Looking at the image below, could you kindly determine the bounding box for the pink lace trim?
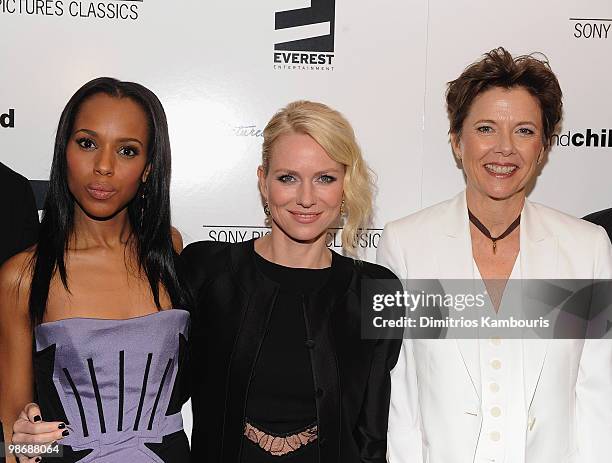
[244,421,318,456]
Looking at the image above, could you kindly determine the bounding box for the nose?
[94,146,114,176]
[495,130,515,157]
[296,182,315,208]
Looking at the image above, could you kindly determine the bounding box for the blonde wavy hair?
[261,100,374,256]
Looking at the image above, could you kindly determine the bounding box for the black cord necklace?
[468,209,521,254]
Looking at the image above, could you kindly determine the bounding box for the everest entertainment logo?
[273,0,335,71]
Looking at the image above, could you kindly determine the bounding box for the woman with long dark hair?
[0,77,191,462]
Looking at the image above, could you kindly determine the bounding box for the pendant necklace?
[468,209,520,254]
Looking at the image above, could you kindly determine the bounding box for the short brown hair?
[446,47,563,149]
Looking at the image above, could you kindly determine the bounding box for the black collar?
[229,238,355,300]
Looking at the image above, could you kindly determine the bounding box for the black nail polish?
[33,415,42,422]
[62,430,70,437]
[58,423,66,429]
[35,458,41,462]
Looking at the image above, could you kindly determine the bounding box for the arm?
[354,336,402,463]
[376,224,424,463]
[354,269,403,462]
[576,227,612,461]
[576,338,612,462]
[0,253,34,463]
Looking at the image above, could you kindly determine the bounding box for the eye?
[76,137,96,150]
[476,126,493,134]
[277,174,296,183]
[118,146,139,157]
[318,174,336,184]
[517,127,535,136]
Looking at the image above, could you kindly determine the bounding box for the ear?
[450,133,462,161]
[141,163,152,183]
[537,146,545,164]
[257,165,267,201]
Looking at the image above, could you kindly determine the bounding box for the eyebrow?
[473,119,538,126]
[73,128,98,137]
[272,168,343,176]
[72,128,144,147]
[118,137,144,147]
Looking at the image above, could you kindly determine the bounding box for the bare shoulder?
[171,227,184,253]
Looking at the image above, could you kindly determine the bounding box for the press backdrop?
[1,0,611,439]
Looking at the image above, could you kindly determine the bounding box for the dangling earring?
[263,202,271,216]
[139,183,147,228]
[340,199,346,217]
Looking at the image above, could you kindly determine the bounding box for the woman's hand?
[11,403,67,462]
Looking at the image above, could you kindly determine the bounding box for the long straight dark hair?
[29,77,189,325]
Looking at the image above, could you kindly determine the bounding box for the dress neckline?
[253,249,331,293]
[37,308,188,329]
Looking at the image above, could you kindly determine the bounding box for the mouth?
[484,163,518,178]
[289,211,322,224]
[86,183,117,200]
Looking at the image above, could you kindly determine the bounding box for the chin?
[275,221,329,244]
[287,229,329,244]
[484,188,523,201]
[473,178,522,200]
[76,199,127,221]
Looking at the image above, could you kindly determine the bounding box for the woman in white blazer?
[378,47,612,463]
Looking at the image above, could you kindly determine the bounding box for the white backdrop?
[1,0,611,440]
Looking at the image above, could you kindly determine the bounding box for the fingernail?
[62,430,70,437]
[35,458,41,462]
[58,423,66,429]
[33,415,42,422]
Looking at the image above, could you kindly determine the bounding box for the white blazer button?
[528,417,536,430]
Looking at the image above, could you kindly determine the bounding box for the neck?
[255,225,331,269]
[466,188,524,236]
[71,205,133,250]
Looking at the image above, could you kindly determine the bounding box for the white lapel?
[438,195,559,404]
[520,199,558,280]
[520,199,558,409]
[436,191,482,399]
[435,191,475,280]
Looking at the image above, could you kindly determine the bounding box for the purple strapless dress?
[34,310,190,462]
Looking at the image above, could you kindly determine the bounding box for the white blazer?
[378,191,612,463]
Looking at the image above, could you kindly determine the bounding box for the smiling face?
[451,86,545,202]
[66,93,150,220]
[259,131,345,245]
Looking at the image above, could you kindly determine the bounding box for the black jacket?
[0,162,39,265]
[181,239,402,462]
[584,208,612,243]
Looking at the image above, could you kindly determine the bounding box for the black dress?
[240,252,330,462]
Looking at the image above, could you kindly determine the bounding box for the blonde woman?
[183,101,402,462]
